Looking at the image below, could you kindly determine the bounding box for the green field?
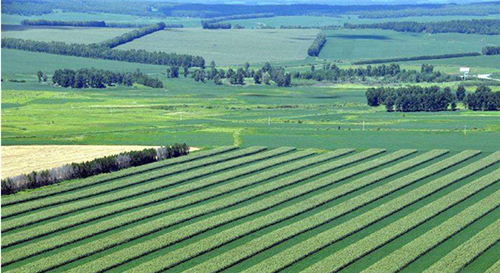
[1,147,499,272]
[319,29,500,62]
[117,28,320,65]
[226,14,500,29]
[1,27,130,44]
[1,12,202,28]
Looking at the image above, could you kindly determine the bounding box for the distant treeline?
[353,52,482,65]
[483,46,500,55]
[357,3,500,19]
[20,19,183,28]
[202,13,274,24]
[307,33,326,57]
[366,85,458,112]
[345,19,500,35]
[1,144,189,195]
[100,22,166,48]
[1,38,205,67]
[294,63,460,83]
[21,19,106,27]
[52,68,163,89]
[201,22,231,29]
[279,25,340,30]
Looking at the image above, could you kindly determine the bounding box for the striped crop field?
[1,147,499,273]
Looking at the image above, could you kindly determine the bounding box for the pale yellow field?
[1,145,159,178]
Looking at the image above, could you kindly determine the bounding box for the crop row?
[423,216,500,273]
[2,146,263,219]
[1,148,319,254]
[244,150,498,273]
[182,150,479,273]
[2,146,275,233]
[1,146,237,207]
[361,184,500,273]
[132,150,449,273]
[62,150,413,273]
[300,154,500,273]
[10,149,388,273]
[2,149,353,266]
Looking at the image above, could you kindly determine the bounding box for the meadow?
[319,29,500,62]
[1,147,499,272]
[117,28,320,65]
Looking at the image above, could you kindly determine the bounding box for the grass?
[117,28,320,65]
[320,29,500,62]
[2,148,499,273]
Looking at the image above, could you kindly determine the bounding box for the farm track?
[2,146,273,232]
[0,146,237,207]
[2,147,500,273]
[1,148,331,264]
[7,149,388,273]
[242,151,499,273]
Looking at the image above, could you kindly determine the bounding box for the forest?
[345,19,500,35]
[482,46,500,55]
[294,64,460,84]
[20,19,183,28]
[51,68,164,89]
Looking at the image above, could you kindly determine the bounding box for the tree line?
[20,20,184,28]
[168,61,291,87]
[99,22,166,48]
[482,46,500,55]
[307,33,326,57]
[201,13,274,24]
[357,3,500,19]
[1,144,189,195]
[366,85,458,112]
[353,52,481,65]
[1,38,205,67]
[21,19,106,27]
[201,22,232,29]
[294,63,459,84]
[345,19,500,35]
[52,68,163,89]
[465,85,500,111]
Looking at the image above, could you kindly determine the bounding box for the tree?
[456,85,466,101]
[244,62,250,74]
[263,62,271,73]
[254,70,262,84]
[183,66,189,78]
[226,68,234,79]
[214,74,222,85]
[262,73,270,85]
[385,97,395,112]
[37,70,43,82]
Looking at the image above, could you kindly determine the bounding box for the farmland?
[1,147,499,272]
[117,29,320,65]
[2,1,500,272]
[319,29,500,62]
[1,27,130,44]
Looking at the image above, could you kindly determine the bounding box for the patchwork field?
[320,29,500,62]
[1,27,130,44]
[117,28,320,65]
[226,14,500,29]
[1,146,499,272]
[1,145,160,178]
